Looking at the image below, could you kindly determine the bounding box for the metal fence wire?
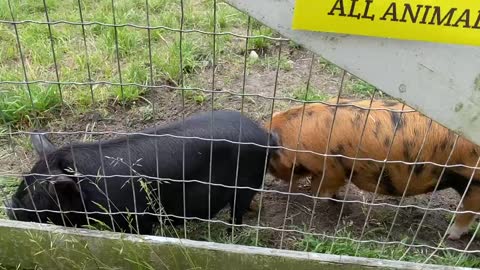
[0,0,479,268]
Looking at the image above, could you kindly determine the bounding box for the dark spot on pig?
[390,111,403,130]
[413,164,425,175]
[384,137,391,148]
[383,101,398,107]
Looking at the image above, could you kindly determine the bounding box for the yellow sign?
[292,0,480,47]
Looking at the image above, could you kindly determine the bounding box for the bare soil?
[1,47,478,257]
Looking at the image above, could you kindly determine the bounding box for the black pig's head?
[5,133,85,226]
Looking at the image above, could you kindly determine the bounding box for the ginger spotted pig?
[266,98,480,240]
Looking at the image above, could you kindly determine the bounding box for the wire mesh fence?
[0,0,479,268]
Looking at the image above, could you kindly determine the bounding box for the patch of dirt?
[0,47,478,257]
[244,177,480,253]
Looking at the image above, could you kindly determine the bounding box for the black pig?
[5,110,277,235]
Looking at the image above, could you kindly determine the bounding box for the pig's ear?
[31,131,56,157]
[47,174,79,195]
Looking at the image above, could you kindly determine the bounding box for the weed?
[183,89,207,104]
[167,212,273,248]
[152,37,205,84]
[0,0,279,127]
[138,105,154,121]
[2,1,469,268]
[0,176,20,218]
[470,222,480,238]
[291,86,329,102]
[299,229,480,268]
[0,85,62,126]
[256,54,294,72]
[288,40,302,50]
[319,58,342,76]
[347,78,377,97]
[248,19,276,54]
[249,37,272,55]
[113,62,149,103]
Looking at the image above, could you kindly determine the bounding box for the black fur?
[286,111,300,120]
[351,112,363,127]
[439,140,448,151]
[378,171,397,195]
[390,111,403,130]
[383,137,391,148]
[373,121,381,137]
[6,111,277,235]
[334,145,345,155]
[413,164,425,176]
[435,169,480,196]
[332,145,347,169]
[293,164,310,176]
[30,131,56,156]
[345,168,357,179]
[403,140,415,162]
[382,101,398,107]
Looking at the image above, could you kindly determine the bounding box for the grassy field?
[0,0,377,127]
[0,0,479,268]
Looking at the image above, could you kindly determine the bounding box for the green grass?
[347,77,377,97]
[288,40,302,50]
[247,19,277,54]
[2,0,473,268]
[291,86,330,102]
[2,170,478,268]
[0,0,270,127]
[182,88,207,104]
[0,85,62,126]
[299,231,480,268]
[318,58,342,76]
[0,177,20,219]
[470,223,480,238]
[445,212,480,239]
[166,217,274,248]
[256,54,294,72]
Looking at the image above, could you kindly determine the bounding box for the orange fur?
[266,98,480,240]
